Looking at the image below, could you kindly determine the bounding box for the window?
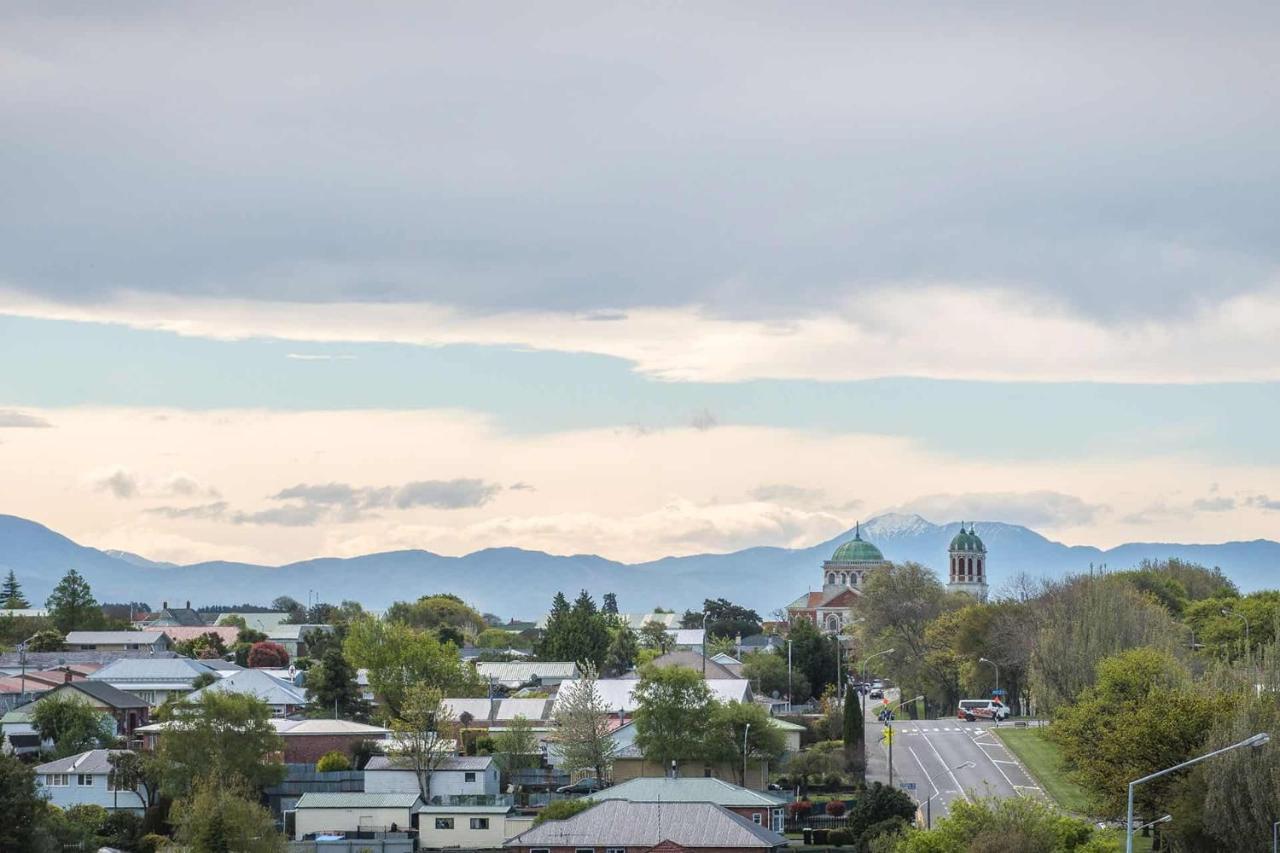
[46,774,68,787]
[607,848,626,853]
[435,818,454,830]
[77,774,93,787]
[752,813,762,824]
[470,818,490,830]
[531,849,551,853]
[574,848,592,853]
[464,771,476,782]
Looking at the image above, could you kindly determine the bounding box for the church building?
[947,523,989,602]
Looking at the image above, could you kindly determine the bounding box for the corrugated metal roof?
[589,777,786,807]
[507,800,785,848]
[34,748,129,775]
[295,793,421,809]
[365,754,492,772]
[475,661,578,682]
[64,631,169,645]
[188,668,305,706]
[552,678,751,715]
[89,657,213,682]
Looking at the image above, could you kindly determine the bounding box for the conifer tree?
[1,571,27,609]
[603,623,639,676]
[601,592,619,615]
[45,569,103,633]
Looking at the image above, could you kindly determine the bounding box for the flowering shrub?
[787,800,813,818]
[825,799,847,817]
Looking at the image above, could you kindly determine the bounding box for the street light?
[860,648,896,723]
[1135,815,1171,832]
[1221,607,1250,655]
[786,639,793,712]
[701,611,710,678]
[1272,818,1279,853]
[1125,733,1270,853]
[920,760,975,828]
[978,657,999,694]
[887,695,924,787]
[743,723,751,788]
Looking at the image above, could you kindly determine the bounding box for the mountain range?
[1,513,1276,620]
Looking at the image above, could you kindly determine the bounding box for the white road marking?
[968,732,1042,796]
[918,730,972,803]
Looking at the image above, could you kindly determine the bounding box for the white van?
[957,699,1009,722]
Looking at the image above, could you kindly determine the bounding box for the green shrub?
[827,829,854,846]
[315,750,352,772]
[533,798,594,826]
[140,833,170,853]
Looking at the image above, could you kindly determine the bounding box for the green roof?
[829,524,885,563]
[949,524,986,553]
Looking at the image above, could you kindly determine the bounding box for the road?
[859,688,1045,825]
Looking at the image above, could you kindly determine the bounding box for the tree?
[602,593,619,615]
[842,691,863,779]
[191,671,218,690]
[1,570,28,609]
[45,569,103,633]
[153,691,286,799]
[638,621,676,654]
[306,645,367,720]
[272,596,306,624]
[175,631,229,660]
[32,694,115,757]
[386,594,486,638]
[537,591,610,669]
[169,773,284,853]
[493,715,542,773]
[699,598,763,641]
[893,796,1106,853]
[633,664,715,768]
[343,615,482,719]
[603,624,639,676]
[1052,647,1212,818]
[705,700,786,786]
[108,749,160,809]
[533,798,595,826]
[388,684,457,800]
[785,744,842,797]
[0,752,41,850]
[25,629,65,652]
[552,663,619,783]
[742,649,811,704]
[787,617,837,697]
[315,751,351,772]
[246,641,289,668]
[846,781,915,842]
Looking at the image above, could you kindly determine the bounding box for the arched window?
[839,573,847,585]
[826,614,841,632]
[827,572,836,585]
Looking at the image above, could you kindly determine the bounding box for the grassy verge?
[993,727,1093,816]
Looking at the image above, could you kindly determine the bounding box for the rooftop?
[552,678,751,715]
[89,657,214,683]
[506,800,786,848]
[366,754,492,772]
[64,631,169,646]
[295,793,422,810]
[827,525,886,564]
[588,777,786,807]
[187,668,305,706]
[35,748,130,775]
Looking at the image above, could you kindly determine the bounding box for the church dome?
[949,524,986,553]
[830,528,885,563]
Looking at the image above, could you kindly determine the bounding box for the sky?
[2,2,1279,566]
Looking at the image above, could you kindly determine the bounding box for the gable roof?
[632,651,738,679]
[89,657,214,684]
[442,697,555,724]
[145,607,207,627]
[506,800,785,848]
[186,668,305,706]
[365,754,493,772]
[276,718,388,736]
[154,626,240,645]
[35,748,130,775]
[295,793,422,810]
[588,777,786,807]
[0,650,182,669]
[474,661,579,685]
[552,678,752,715]
[64,631,169,646]
[52,680,149,709]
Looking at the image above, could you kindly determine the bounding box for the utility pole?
[743,723,751,788]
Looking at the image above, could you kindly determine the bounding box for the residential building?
[625,652,739,679]
[443,697,557,729]
[605,722,770,790]
[34,749,147,814]
[0,649,183,674]
[292,792,423,840]
[88,657,217,706]
[474,661,579,691]
[505,799,788,853]
[23,681,150,738]
[135,717,389,764]
[266,623,335,658]
[588,777,787,833]
[185,667,306,716]
[63,631,172,653]
[155,625,241,648]
[551,678,752,716]
[140,602,207,628]
[364,754,500,799]
[417,805,531,849]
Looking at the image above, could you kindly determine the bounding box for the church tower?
[947,522,989,602]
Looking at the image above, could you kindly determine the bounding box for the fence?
[785,814,853,833]
[289,840,414,853]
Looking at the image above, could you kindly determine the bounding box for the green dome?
[949,523,986,553]
[830,526,885,563]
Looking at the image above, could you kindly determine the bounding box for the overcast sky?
[2,3,1278,566]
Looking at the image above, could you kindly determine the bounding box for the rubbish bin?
[803,827,813,845]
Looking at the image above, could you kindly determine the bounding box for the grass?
[993,727,1093,816]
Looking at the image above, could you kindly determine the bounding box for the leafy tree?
[315,750,351,772]
[538,592,573,658]
[785,743,843,797]
[169,773,284,853]
[742,649,811,704]
[552,663,619,783]
[191,671,218,690]
[493,715,542,772]
[386,594,486,638]
[45,569,103,633]
[638,621,676,653]
[705,700,786,786]
[843,690,863,779]
[343,615,482,719]
[846,782,915,843]
[533,798,595,826]
[603,623,639,676]
[174,631,229,660]
[109,749,161,808]
[32,694,116,757]
[1,570,28,609]
[153,691,286,798]
[25,629,65,652]
[699,598,763,641]
[1133,557,1238,601]
[272,595,306,624]
[892,796,1107,853]
[1051,646,1212,818]
[787,617,837,697]
[0,752,41,850]
[602,592,619,615]
[633,664,715,768]
[387,684,457,800]
[306,645,367,720]
[246,640,289,668]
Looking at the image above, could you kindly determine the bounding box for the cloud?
[394,479,500,510]
[1192,496,1236,512]
[235,478,503,526]
[93,468,139,499]
[890,490,1108,528]
[0,410,52,428]
[162,474,220,498]
[749,484,828,508]
[1246,495,1280,511]
[509,482,536,492]
[146,501,229,520]
[286,353,356,361]
[232,503,331,527]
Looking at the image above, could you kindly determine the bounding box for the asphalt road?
[860,688,1045,824]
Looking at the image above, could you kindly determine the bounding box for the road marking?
[918,731,971,803]
[968,733,1042,796]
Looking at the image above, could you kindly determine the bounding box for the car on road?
[869,688,884,699]
[957,698,1010,722]
[556,777,605,794]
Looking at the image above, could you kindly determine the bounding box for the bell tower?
[947,522,989,602]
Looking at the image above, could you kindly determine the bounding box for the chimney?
[64,669,73,683]
[162,601,168,610]
[185,600,190,610]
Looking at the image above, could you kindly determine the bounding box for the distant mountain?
[0,513,1276,619]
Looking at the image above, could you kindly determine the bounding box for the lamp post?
[1272,818,1279,853]
[1221,607,1250,655]
[920,760,975,828]
[978,657,999,694]
[887,695,924,787]
[743,723,751,788]
[860,648,896,723]
[1125,732,1270,853]
[702,611,710,679]
[785,639,793,712]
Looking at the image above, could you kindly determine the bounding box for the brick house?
[505,800,787,853]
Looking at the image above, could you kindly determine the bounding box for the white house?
[88,657,216,706]
[292,792,422,839]
[364,754,500,799]
[185,668,306,716]
[34,750,146,814]
[474,661,579,691]
[550,678,752,715]
[63,631,171,653]
[415,805,530,849]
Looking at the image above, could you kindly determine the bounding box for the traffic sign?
[902,782,917,791]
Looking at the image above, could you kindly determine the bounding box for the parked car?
[557,777,605,794]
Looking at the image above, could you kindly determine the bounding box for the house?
[604,722,771,790]
[364,754,500,799]
[551,678,752,715]
[63,631,172,653]
[474,661,579,691]
[34,749,147,814]
[710,653,744,677]
[768,718,805,755]
[627,652,740,679]
[0,668,84,711]
[140,602,207,628]
[443,697,557,729]
[417,804,531,849]
[1,707,41,756]
[0,650,183,674]
[266,623,335,658]
[135,717,389,764]
[23,681,151,738]
[88,657,218,706]
[155,625,241,648]
[292,792,423,840]
[588,777,788,833]
[505,799,788,853]
[185,667,306,716]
